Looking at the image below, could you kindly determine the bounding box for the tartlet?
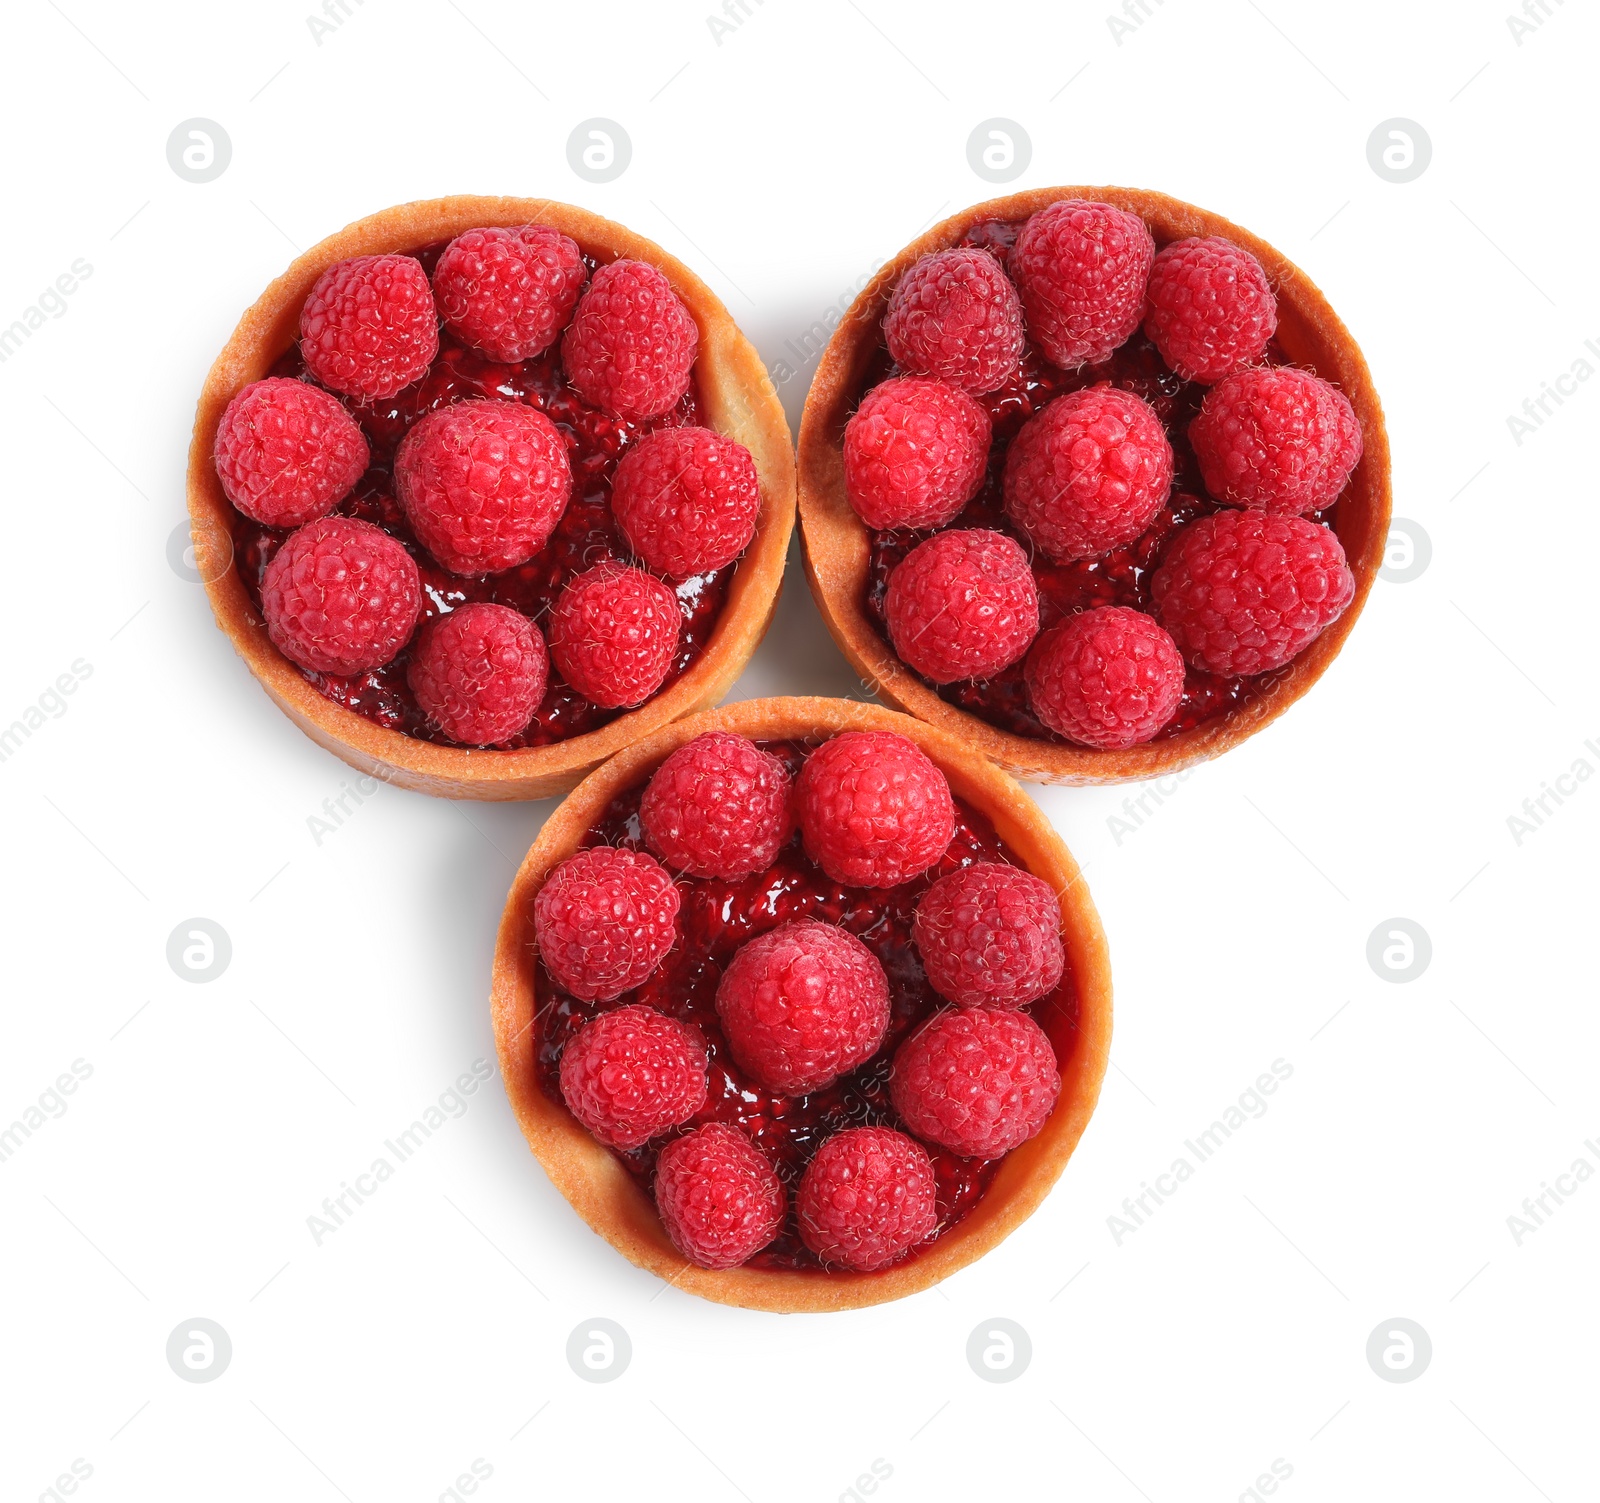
[187,196,796,800]
[490,697,1112,1312]
[797,187,1391,785]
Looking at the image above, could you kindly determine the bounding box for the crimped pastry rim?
[185,195,796,801]
[489,696,1113,1313]
[796,186,1392,786]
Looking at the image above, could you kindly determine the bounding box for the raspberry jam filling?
[862,218,1327,742]
[231,242,728,748]
[534,742,1080,1272]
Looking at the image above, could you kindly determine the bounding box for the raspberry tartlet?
[798,188,1390,784]
[187,197,795,799]
[491,698,1111,1312]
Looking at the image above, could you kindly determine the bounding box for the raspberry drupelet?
[714,919,890,1096]
[534,845,681,1002]
[913,862,1065,1010]
[639,731,792,880]
[797,730,954,888]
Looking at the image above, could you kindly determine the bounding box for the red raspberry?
[1003,387,1173,562]
[884,529,1039,684]
[714,920,890,1095]
[842,376,991,531]
[534,846,681,1002]
[561,259,698,420]
[654,1123,786,1269]
[546,562,681,709]
[797,731,954,888]
[261,515,421,674]
[299,254,439,401]
[395,399,572,576]
[1025,606,1185,748]
[213,377,368,528]
[1151,509,1355,676]
[1143,236,1277,384]
[883,247,1025,395]
[558,1004,707,1150]
[432,224,586,363]
[889,1008,1061,1159]
[796,1127,937,1271]
[1189,367,1363,515]
[913,862,1064,1009]
[406,602,548,746]
[639,732,792,880]
[1011,199,1154,369]
[611,425,760,579]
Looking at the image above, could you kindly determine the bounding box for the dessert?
[798,188,1391,785]
[187,197,795,800]
[490,697,1112,1313]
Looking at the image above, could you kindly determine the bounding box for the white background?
[1,1,1596,1499]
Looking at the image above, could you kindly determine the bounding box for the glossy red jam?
[862,217,1329,742]
[534,741,1080,1272]
[231,241,728,747]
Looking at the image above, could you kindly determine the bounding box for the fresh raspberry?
[406,602,548,746]
[654,1123,786,1269]
[1011,199,1154,369]
[913,863,1065,1010]
[796,1127,937,1271]
[639,732,792,880]
[841,376,991,532]
[558,1004,707,1150]
[395,399,572,576]
[1025,606,1185,748]
[884,529,1039,684]
[883,247,1025,395]
[1189,367,1363,515]
[534,846,681,1002]
[1143,236,1277,384]
[213,377,368,528]
[1151,509,1355,676]
[714,920,890,1095]
[299,254,439,401]
[797,731,954,888]
[611,425,760,579]
[546,562,681,709]
[1003,387,1173,562]
[889,1008,1060,1159]
[561,259,698,420]
[432,224,586,363]
[261,516,421,674]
